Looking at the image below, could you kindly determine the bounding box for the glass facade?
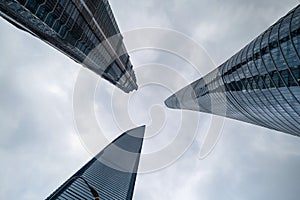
[46,125,146,200]
[165,5,300,137]
[0,0,138,93]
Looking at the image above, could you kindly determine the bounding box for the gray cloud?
[0,18,91,199]
[1,1,300,200]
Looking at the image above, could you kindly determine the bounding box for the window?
[25,0,38,13]
[281,70,289,86]
[36,5,47,20]
[53,21,61,32]
[65,2,74,14]
[252,76,258,89]
[58,26,66,37]
[105,63,124,81]
[45,13,55,27]
[265,74,272,88]
[257,76,265,89]
[290,66,300,85]
[17,0,26,5]
[272,71,280,87]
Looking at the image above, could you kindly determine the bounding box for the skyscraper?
[46,125,146,200]
[165,5,300,137]
[0,0,137,93]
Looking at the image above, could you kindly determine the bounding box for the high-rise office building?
[46,125,146,200]
[165,5,300,137]
[0,0,137,93]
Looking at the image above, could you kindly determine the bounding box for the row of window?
[19,0,107,56]
[223,94,300,134]
[103,62,125,83]
[94,0,119,37]
[223,6,300,79]
[167,5,300,136]
[6,1,57,36]
[207,82,300,134]
[18,0,129,70]
[178,78,299,134]
[224,66,300,92]
[84,0,100,15]
[94,2,118,38]
[193,6,300,99]
[192,65,299,98]
[3,1,136,92]
[223,27,300,77]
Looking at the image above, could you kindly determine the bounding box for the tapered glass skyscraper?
[46,126,146,200]
[165,5,300,137]
[0,0,137,93]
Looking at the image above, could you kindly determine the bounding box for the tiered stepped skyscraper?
[0,0,138,92]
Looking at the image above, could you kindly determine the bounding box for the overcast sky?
[1,0,300,199]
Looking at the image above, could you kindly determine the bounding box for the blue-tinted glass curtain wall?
[0,0,138,93]
[165,5,300,137]
[46,126,146,200]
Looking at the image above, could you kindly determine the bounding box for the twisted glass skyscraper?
[165,5,300,137]
[0,0,137,93]
[46,126,146,200]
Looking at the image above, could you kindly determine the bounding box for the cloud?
[1,1,300,200]
[0,18,91,199]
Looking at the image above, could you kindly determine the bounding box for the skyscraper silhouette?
[46,126,146,200]
[0,0,137,92]
[165,5,300,137]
